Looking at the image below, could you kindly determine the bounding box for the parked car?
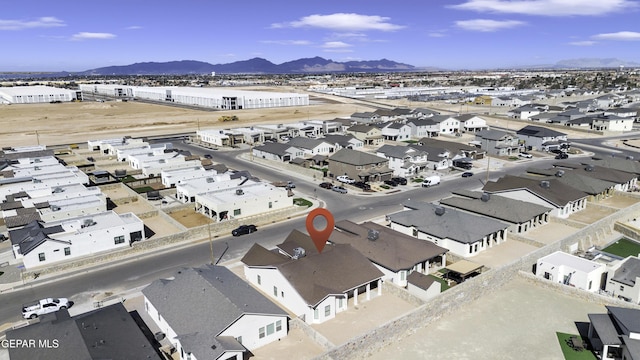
[332,185,348,194]
[336,175,355,184]
[203,154,213,159]
[421,175,441,187]
[518,152,533,159]
[384,179,398,187]
[555,152,569,159]
[319,182,333,189]
[391,177,407,185]
[232,224,257,237]
[22,298,70,319]
[549,149,563,154]
[286,181,295,189]
[353,181,371,191]
[461,172,474,178]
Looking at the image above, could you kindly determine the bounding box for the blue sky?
[1,0,640,71]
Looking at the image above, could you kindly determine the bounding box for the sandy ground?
[0,92,366,148]
[168,208,213,228]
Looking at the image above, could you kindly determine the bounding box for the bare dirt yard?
[168,208,213,228]
[0,90,367,148]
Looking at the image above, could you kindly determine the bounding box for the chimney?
[540,180,550,188]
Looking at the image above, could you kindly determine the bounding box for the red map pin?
[306,208,334,254]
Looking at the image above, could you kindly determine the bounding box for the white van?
[421,175,441,187]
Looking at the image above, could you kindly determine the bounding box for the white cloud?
[261,40,312,45]
[455,19,525,32]
[271,13,404,31]
[593,31,640,40]
[71,32,116,41]
[0,17,65,30]
[569,40,597,46]
[428,32,447,37]
[450,0,636,16]
[126,25,142,30]
[321,41,353,52]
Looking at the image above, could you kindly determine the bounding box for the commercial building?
[0,85,79,104]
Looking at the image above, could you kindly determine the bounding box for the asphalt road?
[0,141,576,325]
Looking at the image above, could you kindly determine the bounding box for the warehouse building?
[79,84,309,109]
[0,86,79,104]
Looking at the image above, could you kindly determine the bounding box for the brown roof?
[277,229,320,257]
[241,243,289,267]
[407,272,437,290]
[331,220,448,272]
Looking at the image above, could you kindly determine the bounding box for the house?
[387,201,509,258]
[251,143,304,162]
[591,114,634,132]
[330,220,448,287]
[439,190,551,234]
[526,167,619,201]
[161,166,215,187]
[474,95,493,105]
[535,251,606,292]
[197,129,232,147]
[492,96,513,107]
[5,303,160,360]
[10,210,145,269]
[553,162,637,192]
[516,125,569,151]
[322,134,364,151]
[430,115,461,135]
[473,129,520,156]
[381,122,413,141]
[604,107,638,119]
[346,124,384,146]
[455,114,488,133]
[143,265,289,360]
[587,306,640,359]
[604,256,640,304]
[507,105,541,119]
[407,118,440,138]
[195,182,292,222]
[284,137,335,156]
[376,145,428,177]
[482,175,588,218]
[328,148,393,182]
[547,108,587,125]
[241,230,384,324]
[415,137,486,160]
[350,112,379,123]
[411,108,440,118]
[408,143,452,170]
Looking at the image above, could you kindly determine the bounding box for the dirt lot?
[168,208,213,228]
[0,91,366,148]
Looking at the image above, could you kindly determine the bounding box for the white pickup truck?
[22,298,70,319]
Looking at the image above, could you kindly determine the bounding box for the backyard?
[601,237,640,258]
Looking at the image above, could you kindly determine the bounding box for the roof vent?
[555,170,565,177]
[627,156,634,160]
[434,206,446,216]
[51,205,61,211]
[585,164,594,172]
[206,177,214,183]
[367,229,380,241]
[292,247,306,259]
[481,193,491,202]
[236,189,244,195]
[540,180,550,188]
[52,187,64,193]
[81,219,96,228]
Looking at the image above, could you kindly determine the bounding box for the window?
[114,235,125,245]
[314,308,319,320]
[267,323,274,336]
[273,286,278,297]
[38,253,46,262]
[276,320,282,332]
[234,209,241,216]
[257,275,261,285]
[64,247,71,256]
[324,305,331,317]
[259,327,265,339]
[269,202,273,209]
[400,271,406,281]
[621,285,625,291]
[338,297,344,309]
[588,281,592,290]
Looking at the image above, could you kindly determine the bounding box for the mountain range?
[79,57,417,75]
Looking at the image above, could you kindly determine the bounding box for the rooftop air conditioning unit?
[236,189,244,195]
[206,177,214,183]
[292,247,306,259]
[367,229,380,241]
[540,180,550,188]
[434,206,446,216]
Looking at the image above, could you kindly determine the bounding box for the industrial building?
[79,84,309,110]
[0,86,79,104]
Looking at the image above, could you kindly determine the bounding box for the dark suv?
[391,177,407,185]
[232,224,257,236]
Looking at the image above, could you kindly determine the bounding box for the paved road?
[0,142,568,326]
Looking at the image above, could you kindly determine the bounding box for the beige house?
[346,125,384,146]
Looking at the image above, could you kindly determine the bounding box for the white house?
[161,166,216,187]
[284,137,335,156]
[242,231,384,324]
[430,115,461,135]
[251,143,304,162]
[455,114,488,133]
[381,122,413,141]
[536,251,606,292]
[591,115,634,132]
[516,125,569,151]
[143,265,289,360]
[376,144,428,177]
[175,173,236,203]
[9,210,144,269]
[387,201,509,258]
[604,256,640,304]
[195,182,292,222]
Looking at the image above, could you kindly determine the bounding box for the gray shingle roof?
[439,191,551,224]
[407,272,437,290]
[611,256,640,286]
[475,129,513,141]
[142,265,288,360]
[9,220,65,254]
[377,145,426,159]
[285,137,330,150]
[482,174,587,207]
[331,220,448,272]
[329,148,388,166]
[7,303,159,360]
[525,168,615,195]
[516,125,566,138]
[588,313,623,345]
[388,201,509,244]
[253,143,297,156]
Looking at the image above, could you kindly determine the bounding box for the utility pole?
[36,130,40,145]
[485,156,491,184]
[208,220,214,265]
